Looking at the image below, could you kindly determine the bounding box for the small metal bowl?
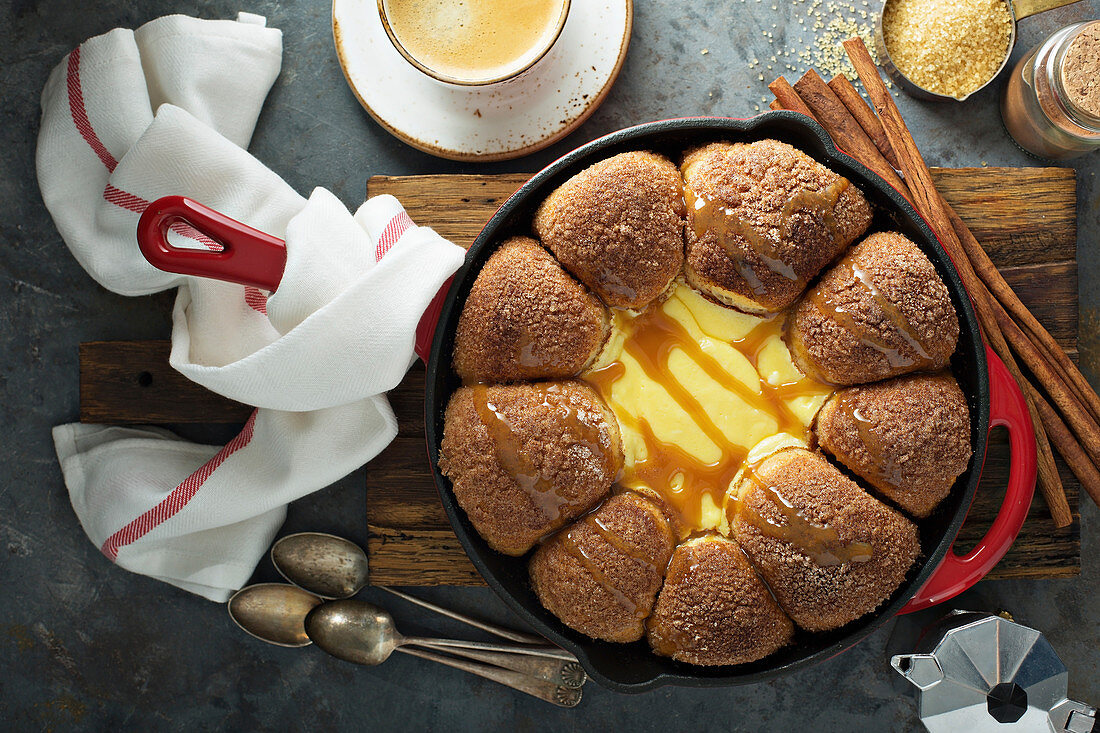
[874,0,1081,101]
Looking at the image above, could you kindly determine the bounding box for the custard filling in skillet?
[583,281,833,532]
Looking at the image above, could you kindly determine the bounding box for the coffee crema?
[381,0,568,83]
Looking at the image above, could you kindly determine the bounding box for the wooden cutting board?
[80,167,1081,585]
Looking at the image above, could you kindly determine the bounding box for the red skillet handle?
[414,276,452,363]
[137,195,445,364]
[136,195,288,291]
[900,346,1036,613]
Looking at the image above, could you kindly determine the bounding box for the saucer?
[332,0,633,162]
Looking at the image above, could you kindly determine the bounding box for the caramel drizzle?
[471,384,608,523]
[592,514,661,573]
[779,176,850,243]
[684,177,849,296]
[685,186,792,295]
[514,331,554,370]
[729,465,873,566]
[585,305,828,529]
[558,509,663,618]
[836,392,905,490]
[808,258,935,370]
[599,271,639,303]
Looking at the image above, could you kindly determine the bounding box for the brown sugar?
[1062,24,1100,117]
[882,0,1013,98]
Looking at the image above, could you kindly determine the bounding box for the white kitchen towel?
[38,13,466,601]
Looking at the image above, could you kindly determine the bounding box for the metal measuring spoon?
[306,600,582,707]
[271,532,554,645]
[874,0,1083,101]
[228,583,322,647]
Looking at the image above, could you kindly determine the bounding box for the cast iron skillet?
[134,112,1036,693]
[420,114,1035,692]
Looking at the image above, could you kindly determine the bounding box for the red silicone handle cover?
[900,346,1037,613]
[136,196,287,292]
[137,196,446,364]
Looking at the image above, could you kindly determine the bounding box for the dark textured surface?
[1,0,1098,730]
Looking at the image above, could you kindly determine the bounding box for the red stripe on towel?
[374,210,413,261]
[66,47,118,172]
[67,45,266,315]
[100,410,259,561]
[244,287,268,315]
[102,184,223,251]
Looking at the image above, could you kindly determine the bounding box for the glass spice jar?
[1001,20,1100,160]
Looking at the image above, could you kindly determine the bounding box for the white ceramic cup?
[376,0,571,87]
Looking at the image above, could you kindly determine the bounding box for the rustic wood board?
[364,167,1080,584]
[80,341,253,425]
[78,167,1081,584]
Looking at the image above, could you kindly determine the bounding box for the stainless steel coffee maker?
[892,610,1095,732]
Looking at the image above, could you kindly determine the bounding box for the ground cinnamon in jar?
[1002,20,1100,160]
[1061,24,1100,118]
[882,0,1013,99]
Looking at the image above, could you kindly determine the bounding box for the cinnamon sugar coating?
[787,231,959,385]
[529,492,677,643]
[533,151,685,310]
[439,382,623,556]
[646,535,794,665]
[453,237,609,383]
[731,449,919,632]
[681,139,872,313]
[816,372,972,518]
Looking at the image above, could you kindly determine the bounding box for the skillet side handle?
[136,195,287,292]
[414,276,453,364]
[900,346,1037,613]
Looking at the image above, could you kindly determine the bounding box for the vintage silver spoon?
[306,600,581,707]
[227,583,322,647]
[272,533,583,686]
[228,586,582,700]
[270,532,369,600]
[271,532,551,645]
[377,587,548,646]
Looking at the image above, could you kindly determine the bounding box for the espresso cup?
[377,0,571,87]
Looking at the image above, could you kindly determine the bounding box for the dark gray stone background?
[2,0,1098,730]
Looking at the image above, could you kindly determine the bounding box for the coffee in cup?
[378,0,570,86]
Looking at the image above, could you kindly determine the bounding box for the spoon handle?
[407,643,585,688]
[379,587,549,645]
[403,636,577,661]
[397,647,582,708]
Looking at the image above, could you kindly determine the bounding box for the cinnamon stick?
[767,82,1075,525]
[1032,386,1100,510]
[767,76,817,121]
[841,38,1076,525]
[791,70,907,193]
[984,292,1073,527]
[990,293,1100,468]
[947,206,1100,427]
[841,40,956,249]
[827,74,900,169]
[965,262,1071,526]
[769,100,784,111]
